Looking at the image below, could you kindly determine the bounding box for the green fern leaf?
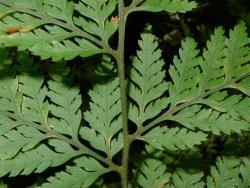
[199,22,250,93]
[0,13,45,34]
[206,157,250,188]
[170,170,204,188]
[0,126,49,160]
[132,0,197,13]
[137,158,171,188]
[43,0,75,23]
[128,33,169,127]
[0,0,104,61]
[224,22,250,81]
[30,37,101,61]
[0,53,49,134]
[170,105,249,135]
[140,127,207,150]
[48,81,82,137]
[0,25,72,50]
[162,23,250,136]
[0,75,41,154]
[39,156,109,188]
[0,49,21,134]
[80,78,123,158]
[200,92,250,123]
[0,140,81,177]
[19,75,49,126]
[169,38,201,105]
[0,77,22,116]
[74,0,118,41]
[9,0,74,23]
[207,157,241,188]
[0,53,101,181]
[200,27,225,91]
[238,158,250,188]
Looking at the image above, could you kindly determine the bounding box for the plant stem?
[116,0,130,187]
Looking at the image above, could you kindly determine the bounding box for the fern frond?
[128,33,169,127]
[199,22,250,93]
[0,77,21,116]
[166,22,250,108]
[137,158,171,188]
[238,158,250,188]
[206,157,250,188]
[0,53,50,132]
[39,156,109,188]
[74,0,118,41]
[0,140,81,177]
[170,170,204,188]
[0,13,45,34]
[0,0,106,61]
[152,23,250,137]
[0,63,84,176]
[140,127,207,150]
[207,157,241,188]
[80,78,123,158]
[42,0,75,23]
[0,24,99,61]
[224,22,250,81]
[19,75,49,126]
[169,38,201,105]
[0,126,50,160]
[3,0,74,24]
[132,0,197,13]
[0,25,71,49]
[200,27,225,91]
[48,81,82,137]
[30,37,101,62]
[200,92,250,123]
[171,105,249,135]
[0,50,21,133]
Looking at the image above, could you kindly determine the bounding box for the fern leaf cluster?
[169,38,201,105]
[48,81,82,137]
[137,156,250,188]
[141,127,207,150]
[0,0,110,61]
[80,78,123,158]
[128,33,169,127]
[129,23,250,154]
[74,0,118,41]
[158,22,250,136]
[0,52,109,186]
[38,157,108,188]
[207,157,250,188]
[0,141,80,177]
[137,158,171,188]
[0,0,197,62]
[0,0,249,187]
